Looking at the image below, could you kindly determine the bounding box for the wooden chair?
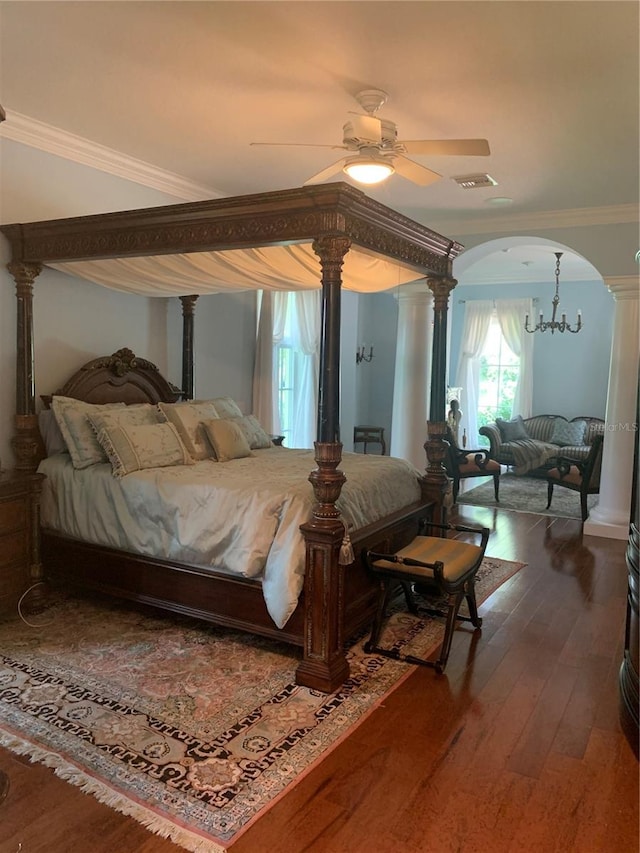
[546,432,604,522]
[444,425,501,503]
[364,521,490,674]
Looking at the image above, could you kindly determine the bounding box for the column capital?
[426,276,457,312]
[603,276,640,300]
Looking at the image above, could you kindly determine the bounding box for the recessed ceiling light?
[485,197,513,206]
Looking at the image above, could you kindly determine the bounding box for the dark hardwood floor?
[1,504,638,852]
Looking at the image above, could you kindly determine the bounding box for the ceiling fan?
[250,89,490,187]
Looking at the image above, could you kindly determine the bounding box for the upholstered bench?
[364,521,489,673]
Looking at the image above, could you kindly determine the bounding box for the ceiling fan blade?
[303,158,348,185]
[400,139,491,157]
[250,142,347,150]
[393,155,442,186]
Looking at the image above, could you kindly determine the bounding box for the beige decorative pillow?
[202,419,253,462]
[210,396,243,419]
[51,396,126,469]
[88,403,161,435]
[227,414,272,449]
[96,421,193,478]
[157,401,220,460]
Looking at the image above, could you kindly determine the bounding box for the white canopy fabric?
[48,243,423,296]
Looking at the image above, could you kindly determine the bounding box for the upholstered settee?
[479,414,605,478]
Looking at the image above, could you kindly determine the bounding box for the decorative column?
[584,278,639,540]
[8,261,44,472]
[297,235,351,692]
[179,294,198,400]
[423,275,457,520]
[390,282,433,469]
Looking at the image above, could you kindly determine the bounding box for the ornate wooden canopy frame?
[1,182,462,692]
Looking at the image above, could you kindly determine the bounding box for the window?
[274,291,319,448]
[277,344,304,445]
[477,312,520,434]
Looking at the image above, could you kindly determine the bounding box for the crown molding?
[2,112,638,230]
[430,203,639,237]
[603,276,640,296]
[0,110,222,202]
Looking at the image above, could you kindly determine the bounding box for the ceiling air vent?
[452,173,498,189]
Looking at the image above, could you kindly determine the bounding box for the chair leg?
[364,579,392,653]
[493,473,500,502]
[464,578,483,629]
[580,492,588,522]
[434,591,465,674]
[452,477,460,504]
[546,481,554,509]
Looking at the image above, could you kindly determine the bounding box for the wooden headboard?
[41,348,183,408]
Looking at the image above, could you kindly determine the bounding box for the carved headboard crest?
[41,348,182,408]
[86,348,158,377]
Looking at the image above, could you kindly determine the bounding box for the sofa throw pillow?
[157,401,220,460]
[51,396,126,469]
[202,419,253,462]
[496,415,530,442]
[550,418,587,447]
[96,421,193,478]
[227,414,273,450]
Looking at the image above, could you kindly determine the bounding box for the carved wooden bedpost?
[8,260,45,609]
[423,273,457,522]
[180,294,198,400]
[8,261,44,472]
[297,234,351,692]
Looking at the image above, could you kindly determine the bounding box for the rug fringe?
[0,729,226,853]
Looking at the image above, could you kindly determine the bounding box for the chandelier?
[525,252,582,334]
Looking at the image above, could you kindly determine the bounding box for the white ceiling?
[0,1,638,286]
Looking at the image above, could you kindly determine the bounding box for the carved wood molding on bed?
[40,348,183,409]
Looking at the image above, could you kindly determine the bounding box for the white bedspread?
[38,448,423,628]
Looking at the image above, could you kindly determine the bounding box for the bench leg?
[364,578,392,653]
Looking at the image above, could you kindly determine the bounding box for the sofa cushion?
[496,415,530,442]
[550,418,587,446]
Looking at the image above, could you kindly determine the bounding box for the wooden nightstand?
[0,470,45,620]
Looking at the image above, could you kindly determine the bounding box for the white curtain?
[259,290,319,448]
[288,290,321,447]
[454,300,493,447]
[252,291,281,434]
[495,298,534,419]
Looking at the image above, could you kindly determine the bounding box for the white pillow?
[202,419,253,462]
[226,414,272,450]
[210,396,243,419]
[88,403,161,435]
[51,396,126,469]
[38,409,68,456]
[157,401,220,460]
[96,421,193,478]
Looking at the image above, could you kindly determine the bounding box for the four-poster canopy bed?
[1,182,462,692]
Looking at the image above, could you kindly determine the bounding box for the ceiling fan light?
[343,158,394,185]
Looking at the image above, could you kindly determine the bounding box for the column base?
[583,516,630,541]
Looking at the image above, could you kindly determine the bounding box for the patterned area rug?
[0,556,524,852]
[458,472,597,519]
